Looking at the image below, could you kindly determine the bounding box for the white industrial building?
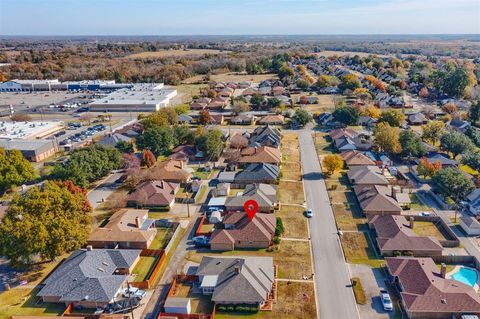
[0,121,63,140]
[0,79,61,92]
[89,83,177,112]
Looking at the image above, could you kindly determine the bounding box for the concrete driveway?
[298,130,359,319]
[87,171,124,209]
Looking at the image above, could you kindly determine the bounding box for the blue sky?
[0,0,479,35]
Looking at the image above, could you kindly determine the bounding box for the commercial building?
[0,121,62,140]
[0,79,60,92]
[0,139,58,162]
[89,83,177,112]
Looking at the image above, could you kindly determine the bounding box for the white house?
[460,216,480,236]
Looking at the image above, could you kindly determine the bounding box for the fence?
[195,215,211,237]
[164,222,181,255]
[130,249,166,289]
[411,215,460,246]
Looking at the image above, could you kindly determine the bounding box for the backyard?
[149,227,173,250]
[292,93,336,113]
[132,256,157,281]
[412,221,448,241]
[170,281,215,314]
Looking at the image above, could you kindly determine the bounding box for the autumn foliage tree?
[198,109,213,125]
[142,149,156,168]
[417,158,442,179]
[373,122,401,154]
[0,181,92,267]
[323,154,344,176]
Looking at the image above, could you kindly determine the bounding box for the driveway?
[87,171,124,209]
[298,130,359,319]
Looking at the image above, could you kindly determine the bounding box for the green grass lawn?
[460,164,479,176]
[132,256,157,281]
[409,193,431,210]
[0,288,66,319]
[195,185,209,204]
[149,227,172,250]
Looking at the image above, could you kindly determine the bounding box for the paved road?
[298,130,359,319]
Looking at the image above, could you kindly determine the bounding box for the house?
[215,183,230,197]
[385,257,480,319]
[211,114,224,125]
[164,297,191,315]
[238,146,281,166]
[225,184,277,213]
[168,145,197,162]
[37,248,141,308]
[341,150,375,167]
[88,209,156,249]
[329,128,372,151]
[195,256,275,306]
[257,115,285,125]
[460,216,480,236]
[190,102,207,110]
[217,171,236,183]
[249,126,281,148]
[317,112,334,126]
[152,160,192,183]
[178,114,193,124]
[230,133,249,149]
[98,133,132,148]
[354,185,402,215]
[369,215,443,256]
[232,114,256,125]
[347,166,389,185]
[407,113,428,125]
[126,180,179,208]
[416,153,457,168]
[448,118,471,133]
[210,212,276,250]
[358,116,377,127]
[234,163,279,184]
[466,189,480,215]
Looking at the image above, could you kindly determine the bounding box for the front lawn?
[215,281,316,319]
[132,256,157,281]
[341,232,383,268]
[280,161,302,181]
[278,180,305,205]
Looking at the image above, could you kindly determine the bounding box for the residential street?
[298,129,359,319]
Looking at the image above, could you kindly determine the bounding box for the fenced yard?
[132,256,158,282]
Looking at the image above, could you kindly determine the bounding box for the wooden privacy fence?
[130,249,166,289]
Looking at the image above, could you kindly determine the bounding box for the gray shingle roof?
[234,163,279,183]
[196,256,274,303]
[38,249,140,303]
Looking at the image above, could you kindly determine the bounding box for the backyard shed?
[164,297,191,314]
[209,211,223,224]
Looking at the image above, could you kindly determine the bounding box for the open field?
[127,49,231,59]
[278,180,305,205]
[341,232,383,268]
[183,72,278,84]
[186,240,312,280]
[171,83,208,104]
[280,161,302,181]
[215,281,316,319]
[280,132,302,181]
[277,205,309,239]
[413,221,448,241]
[132,256,157,281]
[292,93,336,113]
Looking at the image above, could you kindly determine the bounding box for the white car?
[418,212,431,217]
[380,290,393,312]
[305,209,313,218]
[122,287,146,299]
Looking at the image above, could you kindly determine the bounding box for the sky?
[0,0,479,35]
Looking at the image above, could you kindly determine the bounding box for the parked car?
[418,212,431,217]
[380,290,393,311]
[122,287,146,300]
[305,209,313,218]
[192,235,210,247]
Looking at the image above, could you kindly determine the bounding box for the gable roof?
[258,115,285,125]
[238,146,281,165]
[126,180,178,206]
[168,145,196,161]
[386,257,480,314]
[347,166,389,185]
[152,160,191,182]
[341,150,376,166]
[98,133,132,147]
[225,184,277,209]
[369,215,442,252]
[234,163,279,183]
[354,185,402,214]
[250,126,281,148]
[38,249,141,303]
[196,256,274,303]
[210,212,276,246]
[88,209,156,243]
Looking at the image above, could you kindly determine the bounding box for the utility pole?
[186,188,191,218]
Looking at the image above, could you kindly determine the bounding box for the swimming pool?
[451,267,478,288]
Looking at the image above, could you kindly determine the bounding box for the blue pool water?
[451,267,478,288]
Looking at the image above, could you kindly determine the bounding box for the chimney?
[234,266,241,274]
[392,186,400,199]
[135,216,141,228]
[440,263,447,278]
[86,245,93,251]
[409,217,414,229]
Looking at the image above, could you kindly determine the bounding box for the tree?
[142,108,178,128]
[317,75,339,88]
[442,102,458,115]
[0,148,36,193]
[142,149,156,168]
[198,109,213,125]
[250,94,265,109]
[232,99,250,114]
[399,130,427,158]
[296,79,310,90]
[332,106,359,125]
[431,66,470,98]
[196,129,224,160]
[174,103,190,115]
[122,153,141,170]
[136,126,177,157]
[173,125,194,145]
[378,110,405,127]
[417,158,442,178]
[418,87,429,98]
[469,100,480,126]
[339,74,361,92]
[323,154,343,176]
[465,126,480,147]
[422,121,445,145]
[278,63,295,79]
[293,108,312,127]
[373,122,401,154]
[51,144,123,188]
[433,167,475,201]
[362,105,381,119]
[115,140,134,153]
[0,181,92,267]
[440,131,474,158]
[462,150,480,171]
[267,97,282,109]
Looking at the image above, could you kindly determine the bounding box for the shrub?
[351,277,367,305]
[273,236,281,245]
[275,217,284,236]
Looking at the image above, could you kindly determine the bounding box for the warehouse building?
[89,83,177,112]
[0,121,63,140]
[0,139,58,162]
[0,79,61,92]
